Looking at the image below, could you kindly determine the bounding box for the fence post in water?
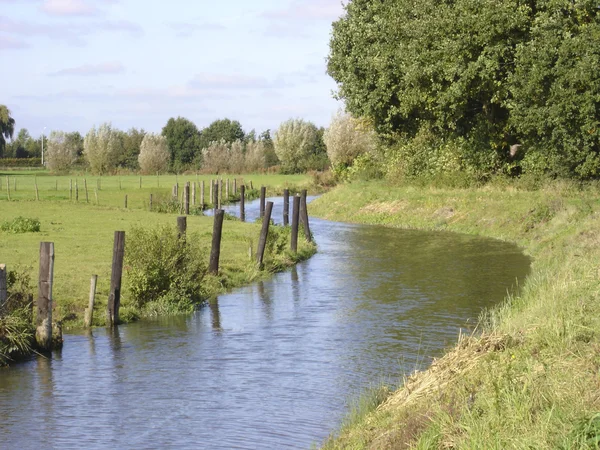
[209,209,225,274]
[107,231,125,327]
[84,275,97,328]
[257,201,274,267]
[300,189,312,242]
[240,185,246,222]
[291,195,300,253]
[200,180,205,210]
[260,186,266,218]
[177,216,187,239]
[84,179,89,203]
[283,189,290,226]
[184,182,190,215]
[0,264,7,307]
[36,242,54,351]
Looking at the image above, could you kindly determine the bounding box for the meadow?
[0,171,315,329]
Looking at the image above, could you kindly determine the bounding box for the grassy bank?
[310,181,600,449]
[0,173,316,339]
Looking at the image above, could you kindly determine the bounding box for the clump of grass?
[1,216,41,233]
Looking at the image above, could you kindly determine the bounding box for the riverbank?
[310,180,600,449]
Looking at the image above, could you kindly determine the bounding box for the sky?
[0,0,346,138]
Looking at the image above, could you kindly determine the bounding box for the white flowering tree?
[46,131,78,172]
[273,119,318,173]
[324,111,376,168]
[244,140,267,172]
[84,123,123,174]
[138,133,170,174]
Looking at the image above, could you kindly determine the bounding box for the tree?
[46,131,78,172]
[118,128,145,170]
[199,118,245,149]
[161,117,201,169]
[138,133,170,174]
[273,119,319,173]
[0,105,15,157]
[84,123,123,174]
[259,129,279,167]
[324,111,376,167]
[245,140,267,172]
[201,140,245,174]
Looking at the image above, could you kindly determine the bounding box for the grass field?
[0,172,315,330]
[310,180,600,449]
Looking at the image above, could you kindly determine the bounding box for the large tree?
[328,0,600,178]
[161,117,201,168]
[46,131,78,172]
[0,105,15,157]
[273,119,319,173]
[199,118,245,149]
[84,123,124,174]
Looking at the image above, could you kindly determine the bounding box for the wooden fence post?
[240,185,246,222]
[218,179,223,209]
[185,182,190,215]
[213,182,218,213]
[300,189,312,242]
[94,188,98,205]
[200,180,205,210]
[177,216,187,239]
[36,242,54,351]
[192,181,196,206]
[69,179,73,200]
[226,178,230,200]
[283,189,290,226]
[209,210,225,274]
[124,194,128,209]
[107,231,125,327]
[75,179,79,201]
[84,275,97,328]
[84,178,89,203]
[291,195,300,253]
[257,201,274,267]
[35,177,39,201]
[6,177,9,201]
[260,186,266,218]
[139,176,142,189]
[233,178,237,195]
[0,264,7,308]
[209,179,214,204]
[149,193,153,210]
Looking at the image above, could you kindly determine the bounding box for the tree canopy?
[199,118,245,149]
[161,117,202,168]
[328,0,600,178]
[0,105,15,157]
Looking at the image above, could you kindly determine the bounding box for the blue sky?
[1,0,345,137]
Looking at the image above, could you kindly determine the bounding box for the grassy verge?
[310,180,600,449]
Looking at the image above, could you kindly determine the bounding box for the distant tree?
[245,140,267,172]
[161,117,201,169]
[324,111,376,167]
[259,129,279,167]
[202,139,245,174]
[46,131,78,172]
[273,119,319,173]
[84,123,123,174]
[64,132,84,157]
[0,105,15,157]
[199,118,245,149]
[138,133,170,174]
[118,128,145,170]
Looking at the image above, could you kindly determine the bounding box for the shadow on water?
[0,196,531,449]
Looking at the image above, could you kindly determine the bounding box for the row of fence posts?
[0,188,312,349]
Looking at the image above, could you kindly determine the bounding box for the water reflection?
[0,196,531,449]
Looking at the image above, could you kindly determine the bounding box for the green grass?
[312,180,600,449]
[0,173,316,330]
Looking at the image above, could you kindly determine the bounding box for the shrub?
[138,133,170,174]
[274,119,319,173]
[1,217,41,233]
[324,111,376,167]
[0,158,41,168]
[125,225,208,314]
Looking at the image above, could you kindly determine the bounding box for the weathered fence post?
[291,195,300,253]
[260,186,266,218]
[184,182,190,215]
[192,182,196,206]
[149,193,153,211]
[218,179,223,209]
[213,182,218,213]
[107,231,125,327]
[240,185,246,222]
[69,179,73,200]
[35,177,39,201]
[209,179,214,204]
[36,242,54,351]
[84,178,89,203]
[94,188,98,205]
[200,180,205,210]
[75,179,79,201]
[226,178,230,200]
[124,194,128,209]
[139,176,142,189]
[283,189,290,226]
[0,264,7,308]
[233,178,237,195]
[250,180,253,190]
[300,189,312,242]
[257,201,274,267]
[209,209,225,274]
[177,216,187,239]
[84,274,97,328]
[6,177,9,201]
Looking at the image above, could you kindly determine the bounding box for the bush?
[324,111,376,167]
[46,131,78,173]
[0,158,41,167]
[125,225,208,315]
[1,217,41,233]
[274,119,320,173]
[138,133,170,174]
[84,123,124,174]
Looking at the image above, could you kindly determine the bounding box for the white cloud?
[50,61,125,76]
[41,0,99,17]
[0,34,29,50]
